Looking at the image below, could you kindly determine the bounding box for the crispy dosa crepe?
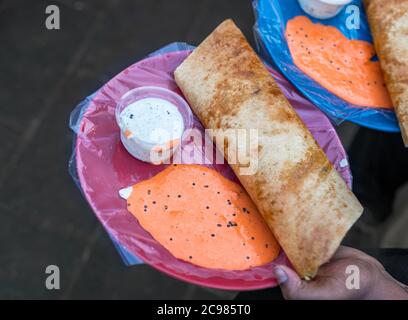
[365,0,408,146]
[174,20,363,278]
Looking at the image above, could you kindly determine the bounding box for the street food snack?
[174,19,363,278]
[365,0,408,146]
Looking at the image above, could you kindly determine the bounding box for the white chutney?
[297,0,353,20]
[118,97,185,163]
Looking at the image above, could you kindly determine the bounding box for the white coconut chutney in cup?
[116,86,193,164]
[297,0,353,20]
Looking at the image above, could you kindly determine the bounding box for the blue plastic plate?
[254,0,399,132]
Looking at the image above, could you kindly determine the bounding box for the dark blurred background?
[1,0,407,299]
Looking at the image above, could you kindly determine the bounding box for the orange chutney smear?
[286,16,393,109]
[125,164,280,270]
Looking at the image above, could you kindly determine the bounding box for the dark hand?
[273,246,408,300]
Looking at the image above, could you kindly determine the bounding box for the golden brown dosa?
[174,19,363,278]
[365,0,408,146]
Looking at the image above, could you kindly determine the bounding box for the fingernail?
[273,267,288,284]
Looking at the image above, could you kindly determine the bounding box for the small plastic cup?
[115,86,193,164]
[297,0,353,20]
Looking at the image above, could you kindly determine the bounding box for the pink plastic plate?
[75,50,351,291]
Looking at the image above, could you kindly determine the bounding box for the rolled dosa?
[174,20,363,278]
[365,0,408,146]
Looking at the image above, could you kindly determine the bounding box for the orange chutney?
[286,16,393,109]
[124,164,280,270]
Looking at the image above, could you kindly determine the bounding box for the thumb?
[273,265,313,300]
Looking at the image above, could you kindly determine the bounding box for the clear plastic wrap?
[253,0,400,132]
[69,42,352,290]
